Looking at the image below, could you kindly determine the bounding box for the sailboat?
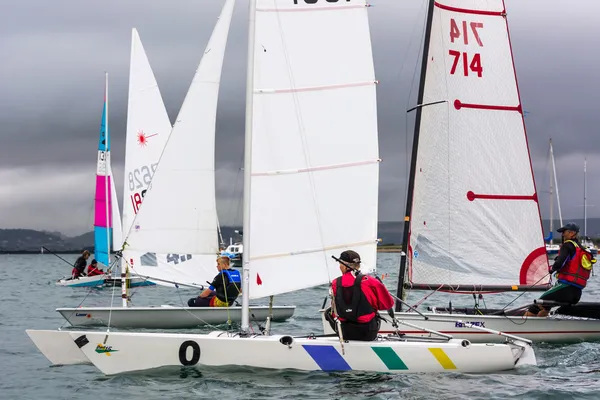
[27,0,536,375]
[545,138,562,255]
[321,0,600,343]
[53,0,293,330]
[56,74,123,288]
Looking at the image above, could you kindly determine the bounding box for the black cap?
[339,250,361,264]
[91,259,97,265]
[557,223,580,233]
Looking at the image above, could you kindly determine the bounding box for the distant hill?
[1,218,599,253]
[0,229,93,253]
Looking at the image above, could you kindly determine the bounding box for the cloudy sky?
[1,0,599,236]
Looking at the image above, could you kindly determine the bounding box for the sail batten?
[406,0,548,289]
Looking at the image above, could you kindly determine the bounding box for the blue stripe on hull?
[94,227,112,266]
[302,345,351,371]
[62,279,104,288]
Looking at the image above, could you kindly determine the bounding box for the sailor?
[71,250,90,279]
[327,250,394,341]
[86,259,104,276]
[188,256,241,307]
[526,222,595,317]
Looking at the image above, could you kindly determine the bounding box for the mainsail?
[123,0,235,287]
[93,75,121,266]
[246,0,380,299]
[403,0,548,291]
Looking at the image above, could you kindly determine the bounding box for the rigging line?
[105,255,122,332]
[411,283,445,308]
[500,272,551,312]
[58,283,101,330]
[173,284,223,331]
[392,0,428,95]
[226,152,245,232]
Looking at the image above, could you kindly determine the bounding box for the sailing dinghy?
[321,0,600,343]
[55,74,137,288]
[28,0,536,375]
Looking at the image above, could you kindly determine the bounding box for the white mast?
[584,158,588,237]
[550,138,563,228]
[241,0,257,332]
[549,139,554,244]
[104,72,112,271]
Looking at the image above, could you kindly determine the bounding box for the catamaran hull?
[320,310,600,343]
[56,305,296,329]
[26,330,90,365]
[29,330,534,375]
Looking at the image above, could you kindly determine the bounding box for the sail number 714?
[448,18,484,78]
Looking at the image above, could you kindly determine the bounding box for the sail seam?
[250,240,378,261]
[257,5,368,13]
[256,80,377,95]
[434,2,505,16]
[252,159,380,177]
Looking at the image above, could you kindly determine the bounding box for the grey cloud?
[1,0,599,235]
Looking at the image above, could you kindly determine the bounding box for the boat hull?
[56,275,106,288]
[55,275,155,288]
[320,310,600,343]
[30,330,534,375]
[56,305,296,329]
[26,329,90,365]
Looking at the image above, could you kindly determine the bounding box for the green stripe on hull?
[371,347,409,370]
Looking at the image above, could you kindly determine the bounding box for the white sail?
[247,0,380,299]
[407,0,548,288]
[121,28,172,239]
[109,165,123,251]
[123,0,235,287]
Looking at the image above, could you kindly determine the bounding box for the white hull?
[57,305,296,329]
[26,330,90,365]
[56,275,106,288]
[27,329,535,375]
[320,310,600,343]
[56,275,154,288]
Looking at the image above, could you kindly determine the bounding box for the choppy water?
[2,253,600,399]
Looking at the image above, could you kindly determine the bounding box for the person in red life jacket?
[327,250,394,341]
[526,223,596,317]
[71,250,90,279]
[87,259,104,276]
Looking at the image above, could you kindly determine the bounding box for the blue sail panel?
[98,102,110,151]
[94,227,112,266]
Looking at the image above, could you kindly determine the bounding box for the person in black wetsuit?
[188,256,241,307]
[526,223,595,317]
[71,250,90,279]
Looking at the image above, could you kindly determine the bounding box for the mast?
[550,138,563,228]
[584,158,587,238]
[395,0,435,311]
[549,139,553,244]
[104,72,112,270]
[241,0,257,332]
